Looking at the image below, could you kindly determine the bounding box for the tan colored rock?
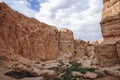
[101,0,120,41]
[21,77,44,80]
[72,71,83,77]
[30,68,41,76]
[41,60,60,69]
[40,70,56,76]
[74,40,88,58]
[116,41,120,61]
[83,72,97,79]
[58,28,75,59]
[0,2,59,61]
[95,76,120,80]
[96,42,119,67]
[81,59,91,67]
[86,45,95,58]
[14,64,28,71]
[102,0,120,20]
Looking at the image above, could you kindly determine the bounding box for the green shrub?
[64,72,72,80]
[64,67,88,74]
[103,70,109,75]
[95,72,105,78]
[87,68,96,72]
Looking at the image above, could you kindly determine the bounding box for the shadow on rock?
[4,70,35,79]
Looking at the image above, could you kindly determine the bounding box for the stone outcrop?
[74,40,88,58]
[101,0,120,41]
[96,42,119,67]
[116,41,120,61]
[0,2,95,61]
[58,28,75,60]
[0,2,59,61]
[96,0,120,67]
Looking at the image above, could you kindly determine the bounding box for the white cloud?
[1,0,103,41]
[1,0,36,17]
[35,0,103,41]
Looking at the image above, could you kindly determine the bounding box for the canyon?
[0,0,120,80]
[0,2,95,61]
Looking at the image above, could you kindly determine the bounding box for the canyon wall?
[101,0,120,41]
[0,2,59,61]
[1,1,120,67]
[58,28,75,60]
[0,2,91,61]
[96,0,120,67]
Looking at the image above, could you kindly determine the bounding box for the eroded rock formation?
[58,28,75,60]
[101,0,120,41]
[0,2,59,61]
[0,2,78,61]
[74,40,88,58]
[96,0,120,67]
[96,42,119,67]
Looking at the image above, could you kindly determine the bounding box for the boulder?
[83,72,97,79]
[71,71,83,77]
[81,60,91,67]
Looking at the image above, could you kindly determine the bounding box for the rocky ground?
[0,54,120,80]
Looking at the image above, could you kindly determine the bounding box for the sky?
[0,0,103,41]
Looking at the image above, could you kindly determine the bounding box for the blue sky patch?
[26,0,47,11]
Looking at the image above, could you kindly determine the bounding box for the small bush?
[64,67,88,74]
[103,70,109,75]
[87,68,96,72]
[95,72,105,78]
[63,72,72,80]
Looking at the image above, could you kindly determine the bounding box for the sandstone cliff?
[96,0,120,67]
[0,2,59,61]
[57,28,75,60]
[101,0,120,41]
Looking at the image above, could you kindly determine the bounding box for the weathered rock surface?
[58,28,75,60]
[96,42,119,67]
[74,40,88,58]
[101,0,120,41]
[96,0,120,67]
[0,2,59,61]
[83,72,97,79]
[116,41,120,61]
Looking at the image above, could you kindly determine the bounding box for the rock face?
[116,41,120,61]
[58,28,75,59]
[101,0,120,41]
[97,3,119,66]
[96,42,119,67]
[74,40,88,58]
[0,2,95,61]
[96,0,120,67]
[0,2,59,61]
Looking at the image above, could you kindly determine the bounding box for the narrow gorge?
[0,0,120,80]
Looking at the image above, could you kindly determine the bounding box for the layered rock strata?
[58,28,75,60]
[101,0,120,41]
[96,0,120,67]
